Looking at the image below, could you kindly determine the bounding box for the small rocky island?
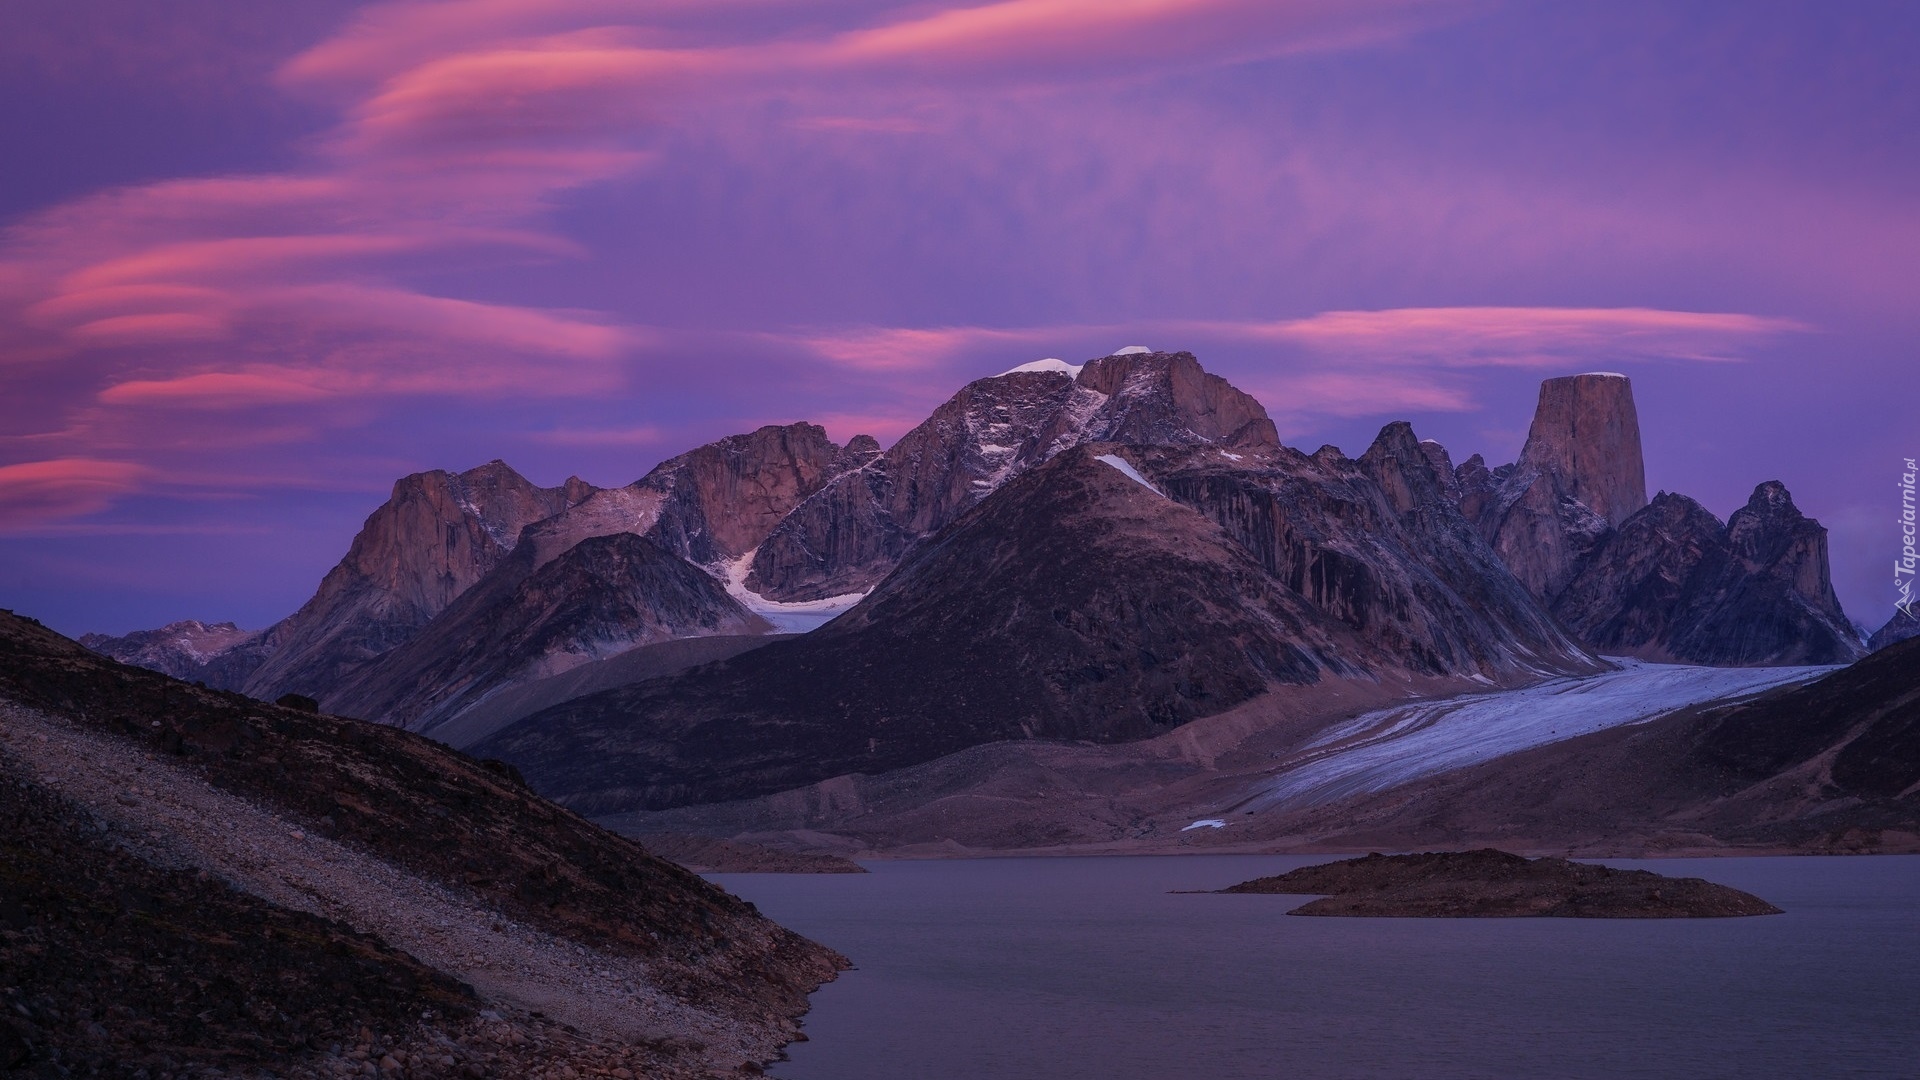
[1219,849,1781,917]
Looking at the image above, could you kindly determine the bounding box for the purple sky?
[2,0,1915,638]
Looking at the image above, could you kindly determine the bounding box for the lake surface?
[714,855,1920,1080]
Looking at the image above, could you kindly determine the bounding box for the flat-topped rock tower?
[1518,372,1648,529]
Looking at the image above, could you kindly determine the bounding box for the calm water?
[713,855,1920,1080]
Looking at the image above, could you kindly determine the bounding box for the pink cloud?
[1252,370,1475,422]
[98,370,338,408]
[795,325,1073,370]
[825,0,1450,76]
[526,425,668,448]
[0,0,1494,524]
[1254,307,1810,366]
[0,458,151,527]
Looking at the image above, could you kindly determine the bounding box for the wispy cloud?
[0,0,1454,524]
[778,306,1808,423]
[1254,307,1810,366]
[0,458,153,528]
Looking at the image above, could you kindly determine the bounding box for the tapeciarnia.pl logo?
[1899,457,1917,617]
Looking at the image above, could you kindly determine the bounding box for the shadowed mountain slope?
[1553,483,1861,665]
[478,434,1598,816]
[747,350,1278,602]
[326,532,771,731]
[233,462,593,702]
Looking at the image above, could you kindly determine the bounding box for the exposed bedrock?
[1552,483,1863,665]
[747,350,1280,602]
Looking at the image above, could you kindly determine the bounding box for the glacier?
[1247,658,1839,811]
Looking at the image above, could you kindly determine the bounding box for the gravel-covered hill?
[0,608,843,1078]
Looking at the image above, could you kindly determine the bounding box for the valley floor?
[613,659,1863,860]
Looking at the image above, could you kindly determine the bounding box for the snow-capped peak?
[1110,345,1152,356]
[1000,357,1084,377]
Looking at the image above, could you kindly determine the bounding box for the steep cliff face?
[1075,350,1279,448]
[1443,373,1857,666]
[747,351,1278,601]
[238,462,590,701]
[747,369,1098,600]
[326,532,770,730]
[477,434,1598,816]
[237,424,849,706]
[1553,483,1863,665]
[1516,373,1647,528]
[640,421,855,566]
[1147,422,1589,679]
[501,422,859,583]
[1457,373,1646,602]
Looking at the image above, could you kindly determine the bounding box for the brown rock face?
[748,351,1279,601]
[251,424,850,705]
[478,435,1598,815]
[503,422,857,580]
[748,369,1095,600]
[324,532,772,730]
[641,422,853,566]
[1552,483,1863,665]
[240,462,589,701]
[1456,374,1647,603]
[313,423,851,724]
[1518,373,1647,529]
[1076,350,1279,448]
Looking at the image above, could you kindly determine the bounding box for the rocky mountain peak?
[79,620,259,681]
[1724,480,1843,607]
[637,421,850,565]
[1552,482,1861,665]
[1728,478,1797,545]
[746,351,1284,602]
[562,474,596,504]
[1516,372,1648,529]
[839,434,883,467]
[1360,421,1451,516]
[1077,350,1279,448]
[232,463,585,701]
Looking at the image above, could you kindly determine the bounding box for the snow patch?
[1181,819,1228,832]
[719,552,867,634]
[1001,358,1083,377]
[1578,371,1628,379]
[1219,451,1244,462]
[1095,454,1164,497]
[1111,345,1152,355]
[1246,659,1837,812]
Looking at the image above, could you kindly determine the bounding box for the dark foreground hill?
[0,608,842,1078]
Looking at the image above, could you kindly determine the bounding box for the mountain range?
[85,350,1871,822]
